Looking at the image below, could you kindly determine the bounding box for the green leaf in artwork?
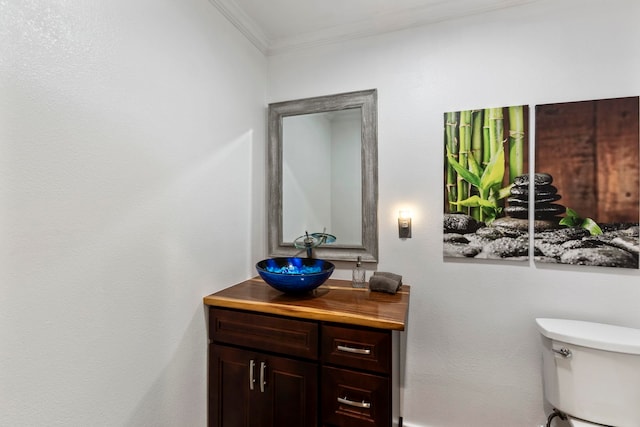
[565,207,579,219]
[446,149,481,187]
[559,217,573,227]
[559,207,580,227]
[581,218,603,236]
[559,207,602,236]
[467,152,483,177]
[451,195,497,208]
[482,208,499,223]
[496,184,514,200]
[479,147,505,190]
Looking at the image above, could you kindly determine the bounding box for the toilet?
[536,318,640,427]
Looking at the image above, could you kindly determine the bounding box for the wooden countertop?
[203,277,410,331]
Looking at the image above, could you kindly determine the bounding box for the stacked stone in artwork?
[504,173,565,220]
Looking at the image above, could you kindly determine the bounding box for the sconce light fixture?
[398,210,412,238]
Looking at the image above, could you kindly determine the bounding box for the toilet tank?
[536,318,640,427]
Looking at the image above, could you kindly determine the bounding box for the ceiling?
[209,0,540,55]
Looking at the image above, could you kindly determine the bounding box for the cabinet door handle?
[259,361,267,393]
[337,344,371,355]
[338,396,371,409]
[249,359,256,390]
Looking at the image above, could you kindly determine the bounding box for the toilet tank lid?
[536,318,640,355]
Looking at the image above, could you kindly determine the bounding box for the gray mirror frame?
[267,89,378,263]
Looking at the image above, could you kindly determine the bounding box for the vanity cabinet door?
[209,344,252,427]
[209,344,318,427]
[266,352,318,427]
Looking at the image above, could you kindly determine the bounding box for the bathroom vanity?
[203,277,410,427]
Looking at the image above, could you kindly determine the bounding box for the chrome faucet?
[303,232,315,258]
[294,230,336,258]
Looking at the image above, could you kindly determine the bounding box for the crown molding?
[208,0,269,54]
[210,0,542,57]
[267,0,542,56]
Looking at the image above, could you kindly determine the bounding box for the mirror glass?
[268,89,378,262]
[282,108,362,245]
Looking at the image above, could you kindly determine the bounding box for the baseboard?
[401,421,428,427]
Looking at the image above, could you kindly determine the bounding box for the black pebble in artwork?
[504,173,566,220]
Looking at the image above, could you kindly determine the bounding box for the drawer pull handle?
[338,396,371,409]
[249,359,255,390]
[337,344,371,355]
[259,361,267,393]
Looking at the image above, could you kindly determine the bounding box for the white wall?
[268,1,640,426]
[0,0,266,425]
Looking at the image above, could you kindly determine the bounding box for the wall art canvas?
[534,96,639,269]
[443,105,529,260]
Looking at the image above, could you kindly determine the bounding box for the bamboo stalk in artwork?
[482,109,491,167]
[508,105,525,181]
[445,111,458,212]
[488,107,503,157]
[457,110,472,214]
[471,110,483,167]
[470,110,483,219]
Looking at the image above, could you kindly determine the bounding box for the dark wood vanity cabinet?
[205,278,410,427]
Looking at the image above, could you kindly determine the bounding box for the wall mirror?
[268,89,378,262]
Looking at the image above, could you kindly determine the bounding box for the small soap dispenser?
[352,256,366,288]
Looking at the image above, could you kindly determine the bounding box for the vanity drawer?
[321,324,391,374]
[210,308,319,360]
[321,366,390,427]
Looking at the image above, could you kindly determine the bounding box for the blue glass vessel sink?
[256,257,335,294]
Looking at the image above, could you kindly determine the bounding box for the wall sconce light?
[398,210,412,239]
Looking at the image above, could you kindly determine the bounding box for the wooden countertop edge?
[203,294,407,331]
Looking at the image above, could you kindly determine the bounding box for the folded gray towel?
[369,272,402,294]
[373,271,402,284]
